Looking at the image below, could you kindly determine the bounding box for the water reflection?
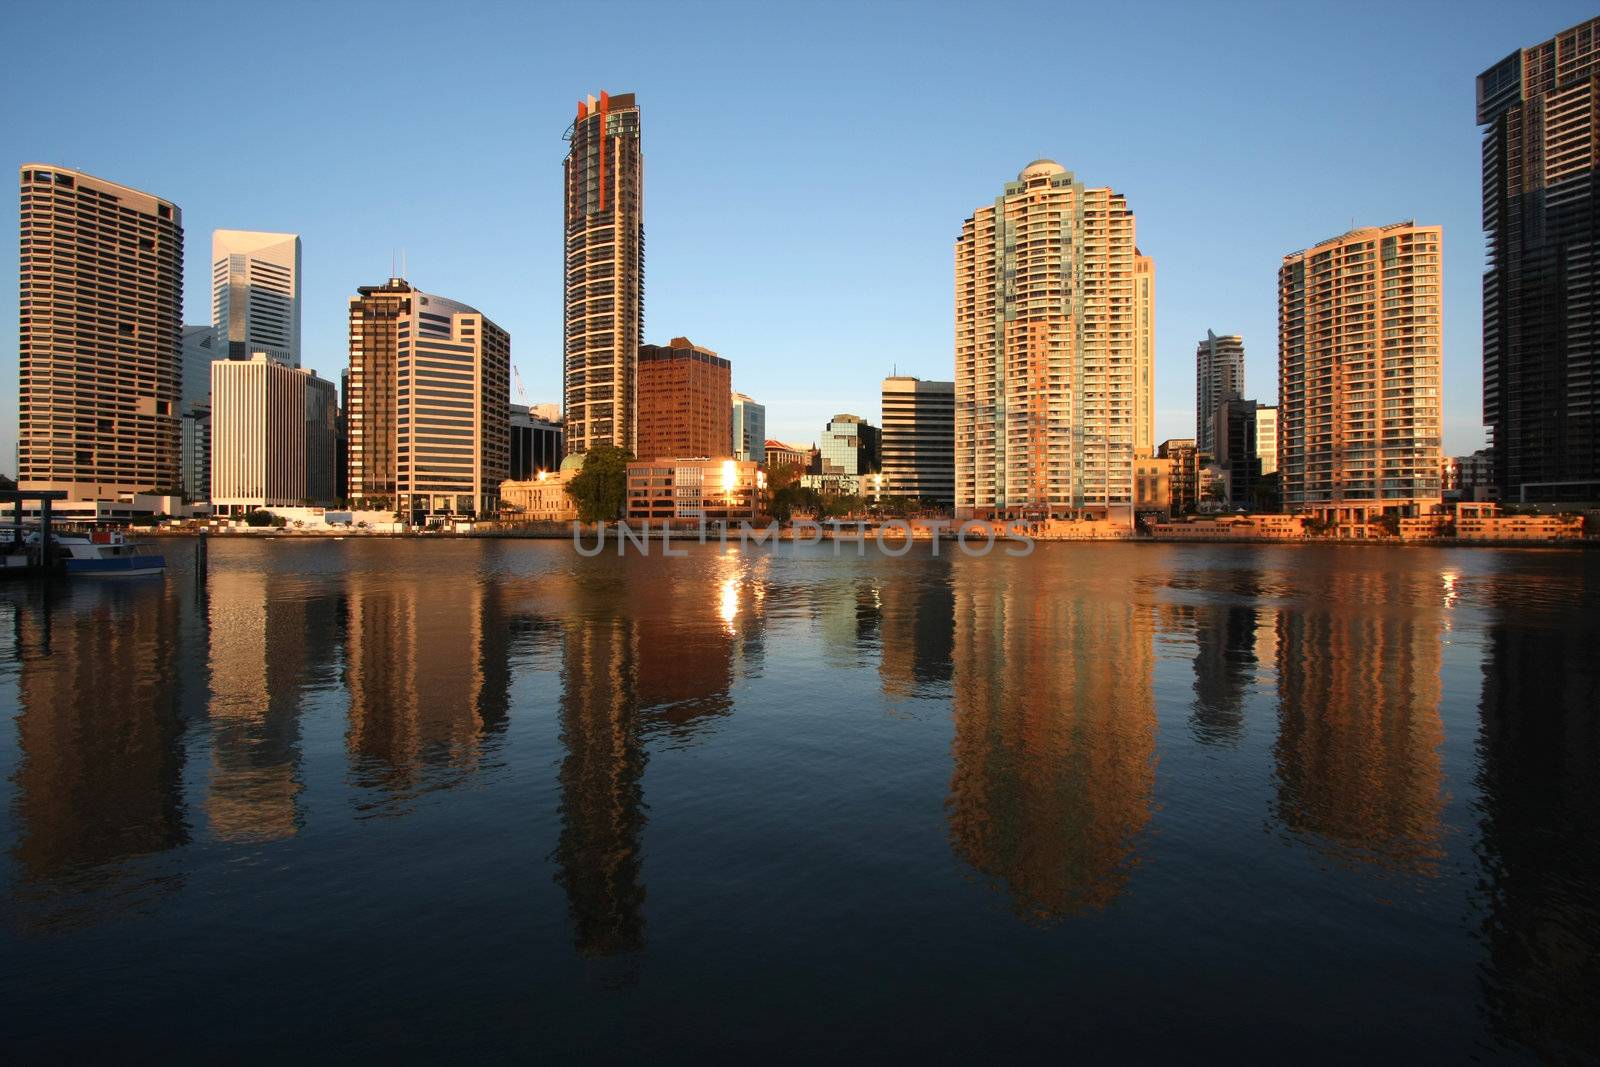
[9,583,189,927]
[947,563,1157,921]
[1271,569,1446,875]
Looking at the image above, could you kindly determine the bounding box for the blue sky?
[2,0,1592,469]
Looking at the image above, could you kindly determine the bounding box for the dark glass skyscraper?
[1478,17,1600,503]
[563,91,643,456]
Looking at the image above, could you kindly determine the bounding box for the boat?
[56,529,166,576]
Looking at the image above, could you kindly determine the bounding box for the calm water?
[1,539,1596,1061]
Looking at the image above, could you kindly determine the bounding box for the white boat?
[55,530,166,576]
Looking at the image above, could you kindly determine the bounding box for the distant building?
[210,354,337,516]
[564,91,643,456]
[1479,17,1600,503]
[764,440,812,472]
[1255,405,1279,477]
[1213,397,1261,509]
[1134,452,1171,518]
[881,376,954,506]
[212,230,301,366]
[345,278,510,520]
[510,404,563,479]
[18,164,182,502]
[820,414,881,479]
[626,458,761,521]
[1158,438,1202,516]
[181,325,220,502]
[500,465,579,522]
[957,160,1145,520]
[1444,448,1497,501]
[1279,222,1442,526]
[637,337,733,460]
[1134,254,1156,456]
[1196,331,1244,455]
[732,392,766,463]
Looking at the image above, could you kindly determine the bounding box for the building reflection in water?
[947,563,1157,921]
[1272,570,1445,875]
[878,557,954,701]
[1473,575,1599,1060]
[548,554,764,959]
[342,570,512,812]
[8,583,190,925]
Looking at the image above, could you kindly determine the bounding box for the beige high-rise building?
[17,165,182,501]
[210,354,337,516]
[344,278,510,520]
[1134,253,1156,456]
[212,230,300,367]
[564,90,643,456]
[955,160,1146,519]
[1278,222,1443,525]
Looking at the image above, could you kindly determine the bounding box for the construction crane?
[512,364,528,406]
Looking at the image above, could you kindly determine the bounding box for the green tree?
[565,445,632,522]
[766,461,801,490]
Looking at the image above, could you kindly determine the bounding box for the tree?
[766,461,801,490]
[769,483,823,522]
[565,445,632,522]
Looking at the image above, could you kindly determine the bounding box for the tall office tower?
[1213,397,1261,509]
[212,230,301,366]
[180,325,219,501]
[820,414,881,477]
[1255,405,1279,476]
[17,165,182,500]
[1195,330,1244,454]
[345,279,510,520]
[732,392,766,463]
[955,161,1144,520]
[1278,222,1443,525]
[1479,17,1600,503]
[636,337,732,459]
[210,355,337,515]
[564,90,643,456]
[881,376,955,505]
[1134,253,1156,455]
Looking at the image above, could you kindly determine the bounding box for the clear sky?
[2,0,1593,471]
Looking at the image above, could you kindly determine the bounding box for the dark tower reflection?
[10,583,189,924]
[879,555,954,700]
[1473,573,1600,1060]
[1190,599,1259,746]
[1273,570,1444,874]
[947,563,1157,921]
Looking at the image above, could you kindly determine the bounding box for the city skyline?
[2,1,1594,471]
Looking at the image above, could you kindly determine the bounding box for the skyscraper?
[180,324,219,502]
[1195,331,1244,455]
[636,337,731,459]
[732,392,766,464]
[209,354,337,515]
[563,91,643,456]
[881,376,954,506]
[1479,17,1600,503]
[820,414,881,480]
[1278,222,1442,526]
[1134,253,1156,456]
[212,230,301,367]
[346,278,511,519]
[17,165,182,501]
[955,161,1145,520]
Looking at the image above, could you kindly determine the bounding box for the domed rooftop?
[1020,159,1065,179]
[560,453,586,473]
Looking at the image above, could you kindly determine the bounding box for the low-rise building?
[500,462,580,522]
[1455,502,1583,540]
[1134,452,1170,519]
[626,458,762,521]
[1148,514,1308,539]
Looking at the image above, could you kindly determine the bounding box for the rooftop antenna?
[401,248,407,280]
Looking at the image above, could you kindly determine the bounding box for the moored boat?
[57,529,166,576]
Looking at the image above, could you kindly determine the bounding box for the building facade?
[212,230,300,367]
[956,160,1144,520]
[636,338,732,460]
[500,467,579,522]
[1479,17,1600,503]
[765,440,812,472]
[564,91,643,456]
[1213,397,1261,509]
[1279,222,1443,525]
[1158,438,1202,516]
[210,354,337,515]
[181,324,220,501]
[18,165,182,501]
[820,414,881,478]
[881,376,954,506]
[510,404,563,479]
[732,392,766,463]
[626,458,761,521]
[1134,254,1156,455]
[345,279,510,520]
[1195,331,1244,454]
[1255,405,1279,477]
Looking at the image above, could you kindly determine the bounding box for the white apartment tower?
[213,229,301,367]
[955,160,1148,519]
